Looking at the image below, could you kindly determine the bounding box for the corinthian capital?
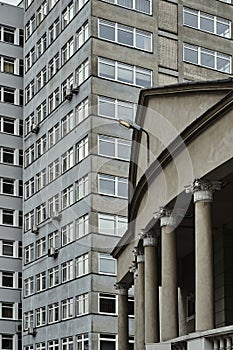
[185,179,221,203]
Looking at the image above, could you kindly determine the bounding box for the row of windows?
[99,57,152,87]
[24,252,115,297]
[183,7,231,38]
[102,0,151,14]
[0,271,21,289]
[0,56,23,76]
[25,15,89,73]
[24,333,132,350]
[24,293,88,328]
[183,43,231,73]
[0,25,23,46]
[0,209,22,227]
[0,240,22,258]
[98,19,152,52]
[25,57,88,105]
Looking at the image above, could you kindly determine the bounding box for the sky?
[0,0,20,5]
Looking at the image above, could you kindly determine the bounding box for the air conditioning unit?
[31,225,39,234]
[30,123,39,134]
[52,211,62,221]
[48,247,58,257]
[71,83,79,94]
[28,327,36,336]
[16,324,22,334]
[64,88,72,100]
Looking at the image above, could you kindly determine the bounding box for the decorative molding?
[140,229,158,247]
[154,207,177,227]
[185,179,221,203]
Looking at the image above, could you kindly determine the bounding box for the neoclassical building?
[112,79,233,350]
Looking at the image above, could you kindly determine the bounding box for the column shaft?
[161,225,178,341]
[144,242,159,343]
[195,200,214,331]
[118,291,129,350]
[135,262,145,350]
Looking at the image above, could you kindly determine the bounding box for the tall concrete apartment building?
[0,2,24,350]
[0,0,230,349]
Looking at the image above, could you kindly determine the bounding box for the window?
[62,38,74,65]
[99,293,116,314]
[77,0,88,11]
[2,86,15,104]
[25,15,36,40]
[36,135,47,157]
[76,253,88,277]
[49,0,59,10]
[61,222,74,246]
[36,203,46,224]
[48,302,59,323]
[1,56,15,74]
[48,230,58,249]
[25,145,35,167]
[24,310,33,330]
[1,271,14,287]
[24,244,34,264]
[76,214,89,239]
[61,298,73,319]
[36,238,46,258]
[36,100,47,124]
[36,343,46,350]
[25,113,35,135]
[99,334,116,350]
[76,175,88,201]
[98,95,136,121]
[183,7,231,38]
[98,173,128,198]
[61,260,73,282]
[36,271,46,291]
[37,1,47,25]
[99,19,152,51]
[62,185,74,209]
[48,53,59,79]
[36,306,46,327]
[76,136,88,163]
[1,334,13,350]
[36,168,46,191]
[101,0,151,14]
[25,177,35,199]
[98,213,127,236]
[61,337,73,350]
[76,334,89,350]
[99,253,116,275]
[76,293,88,316]
[48,339,59,350]
[98,135,131,160]
[48,266,59,288]
[76,98,89,124]
[61,111,74,137]
[49,18,60,44]
[48,123,59,148]
[24,210,34,232]
[37,33,47,58]
[76,59,89,85]
[77,21,89,49]
[62,2,74,28]
[2,26,15,43]
[61,74,74,100]
[1,302,14,319]
[2,240,14,256]
[48,194,59,217]
[183,43,231,73]
[48,158,59,182]
[99,57,152,87]
[49,88,59,113]
[24,276,34,297]
[0,178,15,195]
[37,67,46,91]
[25,47,35,72]
[62,148,74,173]
[0,147,15,164]
[2,209,15,225]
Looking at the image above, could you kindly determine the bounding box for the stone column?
[115,282,129,350]
[133,249,145,350]
[159,209,178,341]
[142,230,159,344]
[186,179,220,331]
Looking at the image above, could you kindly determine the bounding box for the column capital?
[132,247,144,263]
[114,282,130,295]
[140,229,158,247]
[154,207,177,227]
[185,179,221,203]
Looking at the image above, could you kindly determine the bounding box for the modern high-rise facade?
[0,2,24,350]
[0,0,231,349]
